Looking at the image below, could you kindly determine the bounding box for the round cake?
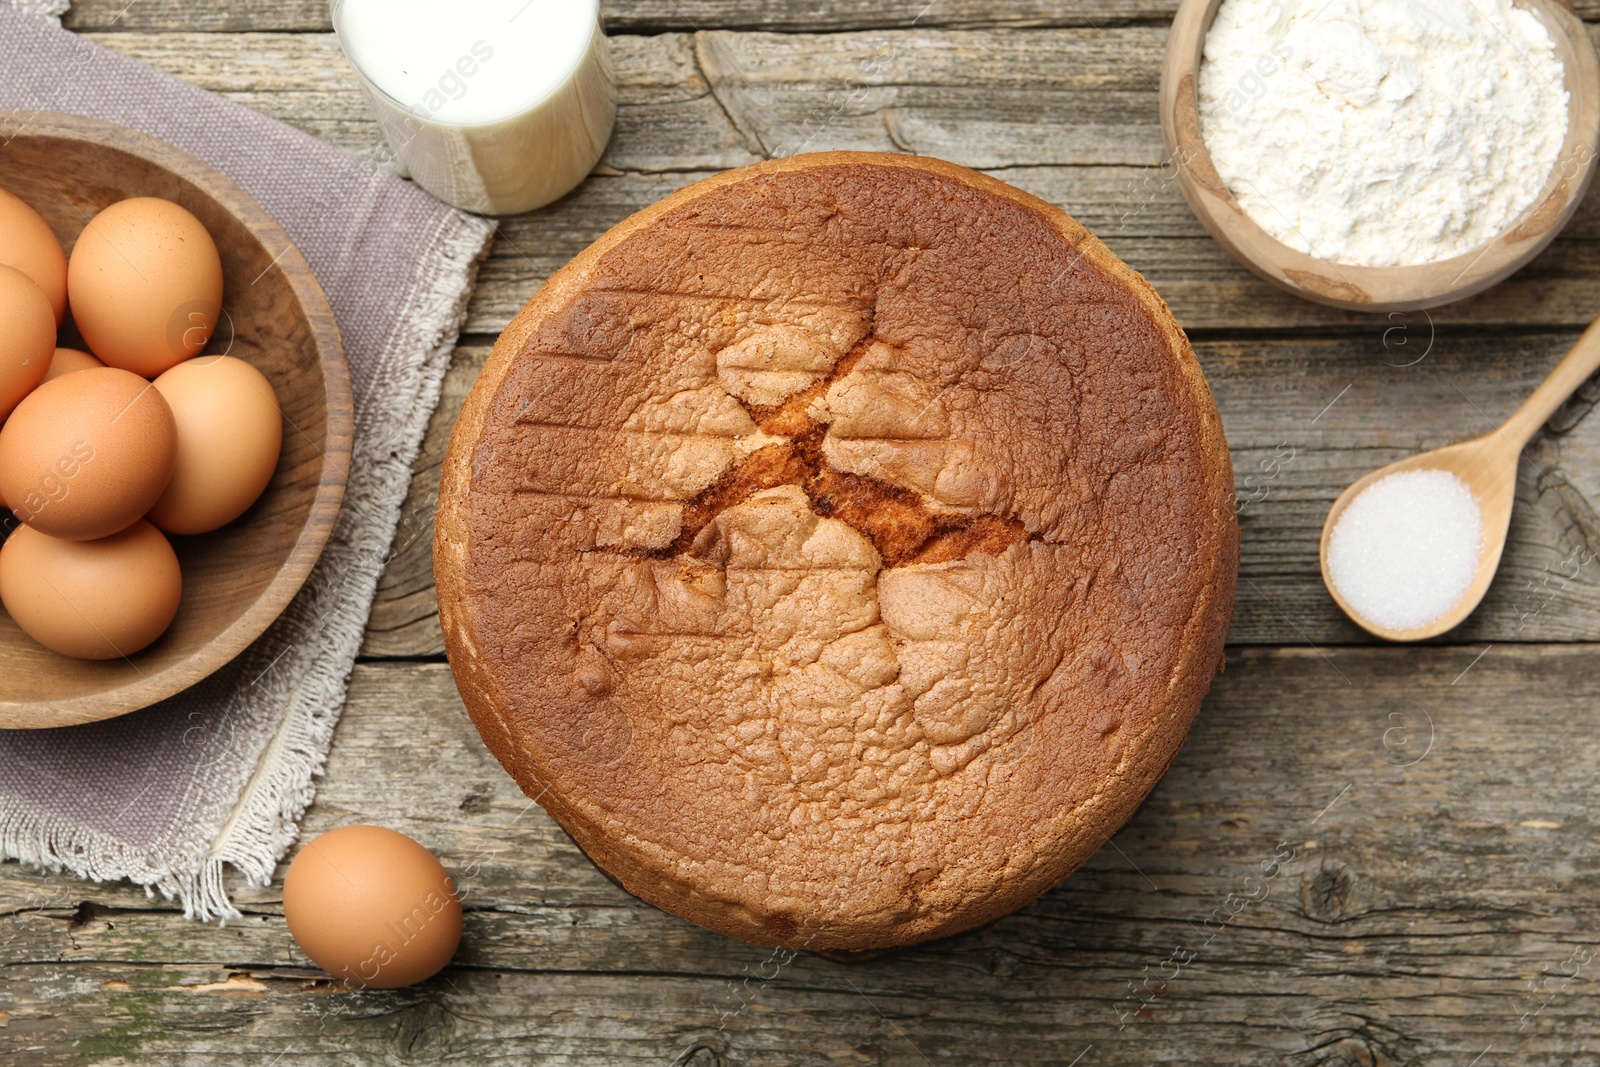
[436,152,1238,953]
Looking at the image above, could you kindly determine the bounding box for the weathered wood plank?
[78,32,736,175]
[54,0,1255,33]
[357,344,486,659]
[472,189,1600,337]
[83,24,1600,183]
[1214,330,1600,646]
[57,0,1600,32]
[8,648,1600,1063]
[359,330,1600,656]
[12,6,1600,1065]
[82,29,1600,334]
[79,28,1164,170]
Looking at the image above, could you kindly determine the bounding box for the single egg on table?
[42,346,105,383]
[0,263,56,424]
[283,825,463,989]
[148,355,282,534]
[0,520,182,659]
[67,197,223,378]
[0,366,178,540]
[0,186,67,325]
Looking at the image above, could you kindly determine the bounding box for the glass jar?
[331,0,616,215]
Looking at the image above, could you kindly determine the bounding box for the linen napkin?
[0,4,497,919]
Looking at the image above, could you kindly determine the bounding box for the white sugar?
[1328,469,1484,632]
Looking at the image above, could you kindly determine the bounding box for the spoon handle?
[1503,314,1600,447]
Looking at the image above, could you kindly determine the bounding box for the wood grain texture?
[1318,320,1600,642]
[357,331,1600,657]
[12,4,1600,1063]
[8,651,1600,1064]
[53,0,1262,33]
[56,0,1600,32]
[0,112,350,727]
[80,26,1600,333]
[357,345,487,659]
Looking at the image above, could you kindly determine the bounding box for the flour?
[1197,0,1570,267]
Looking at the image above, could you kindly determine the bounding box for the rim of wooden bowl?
[0,112,352,729]
[1158,0,1600,312]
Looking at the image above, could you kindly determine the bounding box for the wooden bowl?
[1159,0,1600,312]
[0,113,351,729]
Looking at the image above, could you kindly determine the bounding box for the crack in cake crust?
[437,153,1240,954]
[657,335,1035,567]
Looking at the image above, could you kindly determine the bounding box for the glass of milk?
[331,0,616,215]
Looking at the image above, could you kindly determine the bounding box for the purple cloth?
[0,5,495,917]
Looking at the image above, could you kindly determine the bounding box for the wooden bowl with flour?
[1159,0,1600,312]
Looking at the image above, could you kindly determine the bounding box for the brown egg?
[0,367,178,540]
[148,356,283,534]
[0,520,181,659]
[0,264,55,424]
[0,187,67,325]
[67,197,223,378]
[42,346,105,383]
[283,825,463,989]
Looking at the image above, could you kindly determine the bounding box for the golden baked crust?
[436,153,1238,952]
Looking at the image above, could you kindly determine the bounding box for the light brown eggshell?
[67,197,223,378]
[283,825,463,989]
[148,355,283,534]
[0,367,178,540]
[42,346,106,383]
[0,520,182,660]
[0,187,67,325]
[0,264,55,424]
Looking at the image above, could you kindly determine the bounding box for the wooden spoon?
[1321,318,1600,641]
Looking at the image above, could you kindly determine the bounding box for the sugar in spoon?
[1320,317,1600,641]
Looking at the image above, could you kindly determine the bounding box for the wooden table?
[7,2,1600,1063]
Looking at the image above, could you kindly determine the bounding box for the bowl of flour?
[1159,0,1600,311]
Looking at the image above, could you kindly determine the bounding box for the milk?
[332,0,616,215]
